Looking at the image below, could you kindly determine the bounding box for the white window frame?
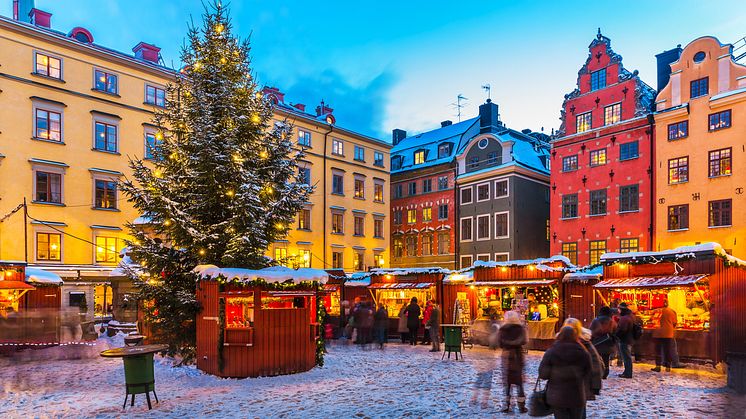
[460,186,473,205]
[494,178,509,199]
[476,182,491,203]
[476,253,491,262]
[460,255,474,269]
[476,214,491,241]
[494,211,510,239]
[460,216,473,242]
[494,252,510,262]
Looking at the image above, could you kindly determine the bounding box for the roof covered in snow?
[345,273,371,287]
[456,128,550,177]
[563,265,603,282]
[25,267,63,285]
[600,242,746,268]
[470,255,575,271]
[194,265,328,284]
[390,118,479,174]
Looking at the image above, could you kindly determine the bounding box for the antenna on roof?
[450,94,468,122]
[481,84,491,101]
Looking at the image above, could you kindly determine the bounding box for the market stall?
[320,270,345,337]
[195,265,328,378]
[561,266,603,325]
[598,243,746,365]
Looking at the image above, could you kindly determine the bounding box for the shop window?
[494,212,509,238]
[374,151,384,167]
[261,292,307,309]
[477,183,490,201]
[561,242,578,265]
[35,52,62,79]
[35,171,62,203]
[438,176,448,190]
[607,287,710,331]
[414,150,426,165]
[708,148,732,178]
[145,84,166,107]
[690,77,708,98]
[36,232,61,261]
[576,112,592,133]
[332,139,344,156]
[393,239,403,258]
[405,236,417,256]
[668,121,688,140]
[69,292,86,307]
[562,155,578,172]
[603,103,621,125]
[354,145,365,162]
[94,121,118,152]
[95,236,118,263]
[668,157,689,184]
[374,181,384,202]
[353,251,364,271]
[562,194,578,219]
[495,179,508,198]
[94,69,118,95]
[590,189,607,215]
[422,179,432,193]
[332,251,343,269]
[619,185,639,212]
[589,240,606,265]
[332,173,344,195]
[354,178,365,199]
[667,204,689,230]
[393,210,402,225]
[709,110,731,131]
[619,238,639,253]
[476,215,490,240]
[376,287,434,318]
[331,213,344,234]
[619,141,639,161]
[94,179,117,209]
[298,208,311,230]
[408,182,417,196]
[423,207,432,222]
[460,217,473,242]
[438,232,450,254]
[422,234,433,256]
[353,215,364,236]
[226,295,254,328]
[589,149,607,167]
[460,187,473,204]
[708,199,732,227]
[438,204,448,220]
[590,68,606,91]
[374,219,384,238]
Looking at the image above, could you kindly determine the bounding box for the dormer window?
[392,156,402,170]
[414,150,426,165]
[590,68,606,91]
[438,143,452,159]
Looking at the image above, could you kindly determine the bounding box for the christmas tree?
[120,2,312,362]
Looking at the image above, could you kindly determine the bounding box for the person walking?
[427,300,441,352]
[590,306,617,379]
[374,303,389,350]
[421,301,433,345]
[405,297,421,346]
[498,310,528,413]
[538,326,592,419]
[651,300,677,372]
[564,318,604,400]
[615,302,635,378]
[397,303,409,344]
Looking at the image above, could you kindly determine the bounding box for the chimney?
[441,120,452,128]
[29,8,51,28]
[132,42,161,64]
[392,129,407,146]
[315,102,334,117]
[478,99,499,133]
[261,86,285,104]
[292,103,306,112]
[13,0,34,23]
[655,45,683,92]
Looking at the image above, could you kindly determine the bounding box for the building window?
[477,183,490,201]
[667,204,689,230]
[35,109,62,142]
[69,292,85,307]
[394,184,403,198]
[546,219,550,241]
[590,189,607,216]
[495,179,508,198]
[354,178,365,199]
[95,236,118,263]
[422,179,432,193]
[690,77,709,98]
[298,208,311,230]
[374,151,384,167]
[561,242,578,265]
[477,254,490,262]
[145,85,166,107]
[438,143,451,158]
[145,132,160,160]
[354,215,364,236]
[562,194,578,219]
[391,156,402,170]
[668,157,689,184]
[438,176,448,190]
[423,207,432,222]
[619,141,639,161]
[406,236,417,256]
[408,182,417,196]
[476,215,490,240]
[438,204,448,220]
[354,145,365,162]
[407,209,416,224]
[298,129,311,147]
[604,103,621,125]
[422,234,433,256]
[620,238,639,253]
[331,213,344,234]
[332,251,343,269]
[35,171,62,203]
[414,150,426,165]
[374,181,384,202]
[589,240,606,265]
[298,249,311,268]
[562,155,578,172]
[495,212,508,238]
[94,122,118,152]
[94,179,117,209]
[460,187,473,204]
[576,112,592,133]
[589,149,607,167]
[353,251,364,271]
[460,255,473,269]
[709,199,732,227]
[619,185,639,212]
[36,232,61,261]
[332,173,344,195]
[468,156,480,169]
[94,69,118,94]
[590,68,606,91]
[709,110,731,131]
[709,148,732,178]
[374,219,384,238]
[393,238,403,258]
[438,232,450,255]
[393,210,402,225]
[486,151,501,166]
[460,217,473,242]
[332,139,344,156]
[35,52,62,79]
[667,121,688,140]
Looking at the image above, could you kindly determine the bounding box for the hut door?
[564,284,594,325]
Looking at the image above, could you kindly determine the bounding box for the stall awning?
[594,274,707,289]
[369,282,434,289]
[474,279,556,287]
[25,267,64,285]
[0,281,35,290]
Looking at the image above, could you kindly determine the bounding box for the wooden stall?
[597,243,746,365]
[320,270,345,337]
[195,265,327,378]
[561,266,603,325]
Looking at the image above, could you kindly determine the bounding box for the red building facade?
[551,31,656,266]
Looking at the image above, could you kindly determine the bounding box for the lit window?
[709,148,732,178]
[407,209,417,224]
[561,242,578,265]
[668,157,689,184]
[299,249,311,268]
[374,181,384,202]
[298,209,311,230]
[708,199,732,227]
[589,240,606,265]
[589,149,607,167]
[422,234,433,256]
[274,247,288,264]
[94,122,117,152]
[94,179,117,209]
[406,236,417,256]
[604,103,621,125]
[590,68,606,91]
[331,213,344,234]
[332,139,344,155]
[94,70,118,95]
[353,251,364,271]
[36,232,61,261]
[438,232,450,254]
[423,207,432,222]
[562,155,578,172]
[95,236,118,263]
[354,178,365,199]
[35,52,61,79]
[393,239,403,258]
[576,112,592,133]
[414,150,426,165]
[35,109,62,142]
[620,238,638,253]
[145,85,166,107]
[332,251,343,269]
[667,121,688,140]
[667,205,689,230]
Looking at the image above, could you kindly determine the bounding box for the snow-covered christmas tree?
[119,2,312,362]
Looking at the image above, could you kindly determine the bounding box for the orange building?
[654,36,746,258]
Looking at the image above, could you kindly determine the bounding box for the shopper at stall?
[615,302,636,378]
[427,300,441,352]
[538,326,592,419]
[590,306,617,379]
[651,300,678,372]
[398,303,409,344]
[405,297,421,346]
[421,300,433,345]
[563,318,603,399]
[374,303,388,350]
[498,310,528,413]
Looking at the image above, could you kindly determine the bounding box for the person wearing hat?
[614,302,635,378]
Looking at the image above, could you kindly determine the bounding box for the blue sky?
[6,1,745,140]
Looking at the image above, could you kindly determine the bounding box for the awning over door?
[594,274,707,289]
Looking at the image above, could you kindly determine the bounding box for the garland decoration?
[218,297,225,373]
[315,281,325,367]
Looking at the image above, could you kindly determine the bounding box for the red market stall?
[195,265,328,378]
[597,243,746,365]
[561,266,603,325]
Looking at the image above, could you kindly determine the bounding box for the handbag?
[528,377,553,417]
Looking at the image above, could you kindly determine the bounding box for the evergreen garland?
[218,297,225,373]
[315,283,325,367]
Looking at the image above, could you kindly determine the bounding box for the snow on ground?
[1,336,745,418]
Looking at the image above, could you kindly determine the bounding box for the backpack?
[632,322,643,340]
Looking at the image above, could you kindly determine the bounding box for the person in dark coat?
[405,297,421,346]
[564,318,603,400]
[374,303,388,349]
[590,306,616,379]
[615,303,635,378]
[539,326,592,419]
[498,310,528,413]
[427,301,442,352]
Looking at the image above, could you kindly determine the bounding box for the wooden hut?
[195,265,328,378]
[597,243,746,365]
[561,266,603,325]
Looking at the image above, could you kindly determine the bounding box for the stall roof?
[469,255,575,272]
[194,265,328,284]
[563,265,603,282]
[345,273,371,287]
[25,267,63,285]
[443,271,474,283]
[594,274,707,289]
[0,280,35,290]
[370,267,453,276]
[600,242,746,268]
[369,282,435,289]
[474,279,556,287]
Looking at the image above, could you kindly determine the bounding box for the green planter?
[123,354,156,394]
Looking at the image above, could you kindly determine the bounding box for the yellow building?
[654,36,746,258]
[263,88,391,272]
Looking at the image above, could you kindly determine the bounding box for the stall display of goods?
[323,292,340,316]
[225,295,254,328]
[476,286,558,321]
[376,289,433,318]
[610,286,711,331]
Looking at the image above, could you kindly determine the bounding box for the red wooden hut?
[561,266,603,325]
[195,265,328,378]
[596,243,746,365]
